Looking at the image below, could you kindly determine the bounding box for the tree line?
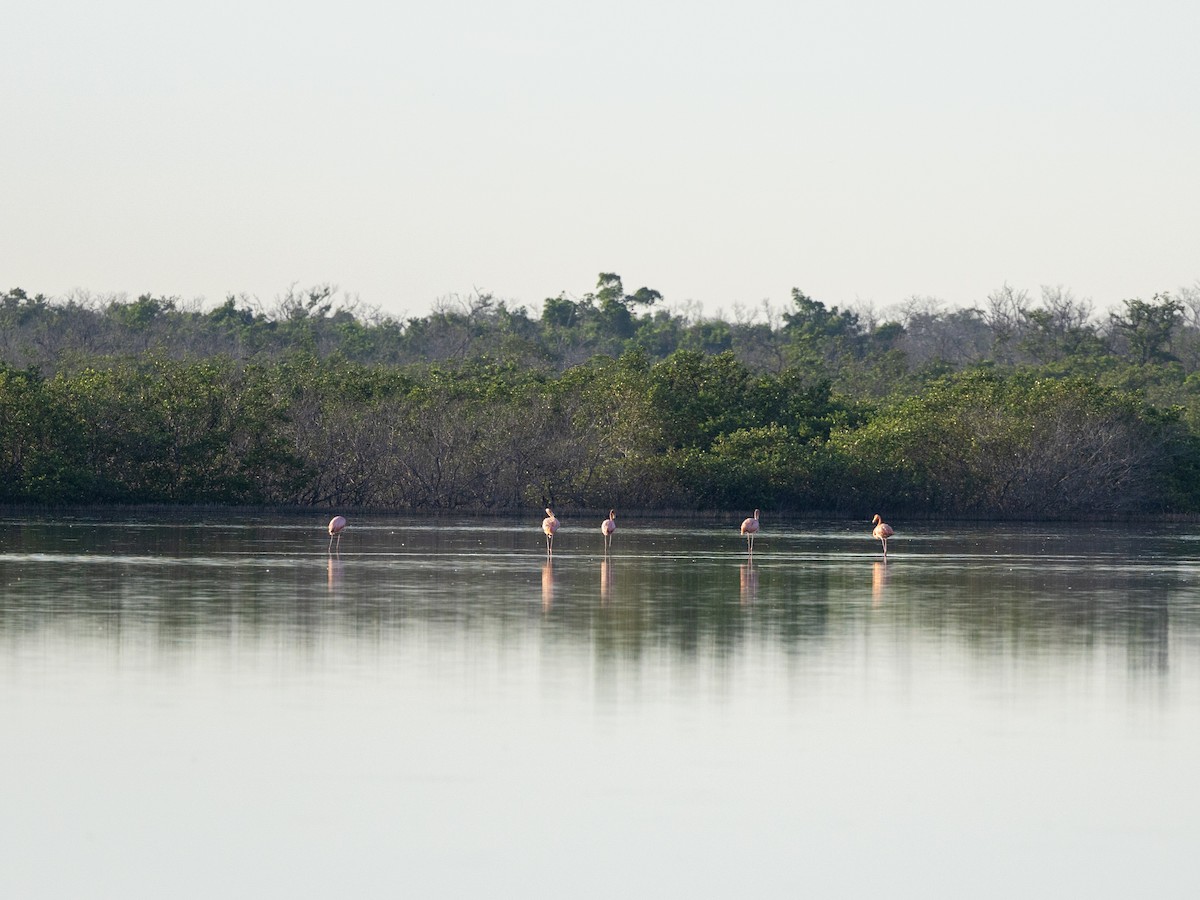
[2,276,1199,516]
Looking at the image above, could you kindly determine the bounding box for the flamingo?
[542,508,560,556]
[740,509,760,554]
[601,509,616,554]
[872,514,894,557]
[327,515,347,553]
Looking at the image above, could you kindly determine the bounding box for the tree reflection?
[0,519,1195,686]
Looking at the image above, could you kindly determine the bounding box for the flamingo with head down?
[327,515,347,554]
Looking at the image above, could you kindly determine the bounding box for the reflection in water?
[3,517,1200,900]
[739,562,757,605]
[872,560,888,606]
[541,559,554,611]
[1128,582,1170,676]
[0,516,1198,673]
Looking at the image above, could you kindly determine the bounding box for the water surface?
[2,514,1198,898]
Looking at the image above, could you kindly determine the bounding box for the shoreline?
[1,502,1194,526]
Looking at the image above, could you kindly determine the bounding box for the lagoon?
[1,514,1198,898]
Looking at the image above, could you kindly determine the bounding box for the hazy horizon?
[6,0,1199,321]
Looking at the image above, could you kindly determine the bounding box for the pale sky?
[5,0,1199,321]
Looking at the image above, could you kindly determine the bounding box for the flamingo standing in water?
[740,509,760,554]
[872,514,894,557]
[542,508,560,556]
[601,509,616,554]
[328,515,347,553]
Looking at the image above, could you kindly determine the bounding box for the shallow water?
[2,514,1198,898]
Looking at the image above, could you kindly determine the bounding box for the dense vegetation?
[4,276,1200,517]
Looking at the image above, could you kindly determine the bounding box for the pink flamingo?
[542,508,560,556]
[601,509,616,554]
[872,514,894,557]
[327,515,347,553]
[740,509,760,554]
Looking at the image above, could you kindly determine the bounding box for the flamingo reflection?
[542,559,555,611]
[740,561,758,605]
[600,558,613,604]
[327,557,344,594]
[872,560,889,607]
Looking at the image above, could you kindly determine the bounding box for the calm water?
[2,513,1199,898]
